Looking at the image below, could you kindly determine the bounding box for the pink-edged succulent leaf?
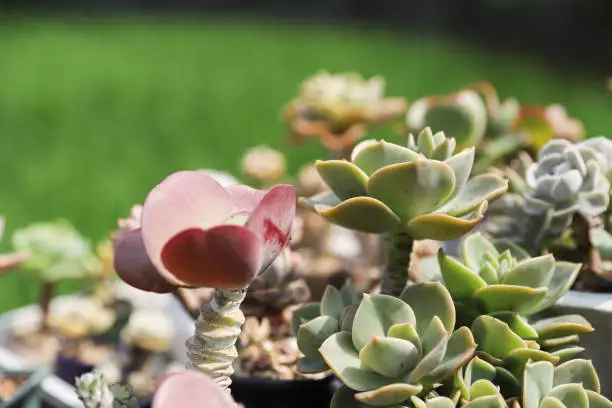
[225,184,267,213]
[141,171,234,286]
[152,371,237,408]
[113,229,176,293]
[245,184,296,271]
[161,225,263,289]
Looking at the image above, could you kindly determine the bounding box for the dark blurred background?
[0,0,611,308]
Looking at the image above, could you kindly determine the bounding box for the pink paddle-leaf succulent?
[114,171,296,292]
[152,371,239,408]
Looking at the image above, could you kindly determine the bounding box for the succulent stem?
[381,230,414,296]
[39,281,54,333]
[186,287,247,390]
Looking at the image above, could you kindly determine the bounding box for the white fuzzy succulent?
[75,370,115,408]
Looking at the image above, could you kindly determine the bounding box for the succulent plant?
[75,370,115,408]
[297,282,476,407]
[242,247,311,317]
[291,280,359,373]
[283,71,407,154]
[406,89,487,149]
[49,296,116,340]
[438,233,581,317]
[487,139,611,254]
[302,127,507,295]
[456,359,612,408]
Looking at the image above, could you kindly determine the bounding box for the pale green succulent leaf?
[297,356,329,373]
[340,304,359,332]
[470,379,501,399]
[291,303,321,335]
[472,316,527,360]
[550,347,585,363]
[531,315,593,340]
[444,147,476,197]
[539,396,566,408]
[523,361,555,408]
[421,316,448,355]
[319,332,394,391]
[341,280,360,306]
[586,390,612,408]
[487,312,539,340]
[352,294,416,351]
[473,285,547,315]
[464,357,497,386]
[351,139,419,176]
[297,315,340,358]
[321,285,346,320]
[406,209,485,241]
[540,335,579,350]
[318,196,401,233]
[315,160,368,200]
[505,348,560,372]
[500,255,555,289]
[399,281,456,334]
[462,233,500,272]
[359,336,420,378]
[478,261,500,285]
[408,329,449,383]
[549,384,589,408]
[554,359,600,393]
[438,249,487,301]
[387,323,422,355]
[417,127,437,157]
[464,395,507,408]
[434,175,507,217]
[355,383,424,407]
[530,262,581,313]
[432,139,456,161]
[367,160,456,222]
[426,326,477,382]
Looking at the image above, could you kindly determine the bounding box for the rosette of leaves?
[406,89,487,149]
[291,280,359,373]
[455,359,612,408]
[301,127,507,241]
[310,282,476,407]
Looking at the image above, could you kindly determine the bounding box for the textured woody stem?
[186,287,247,390]
[381,231,414,297]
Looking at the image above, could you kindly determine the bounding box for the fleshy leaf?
[550,347,584,363]
[586,390,612,408]
[400,281,456,334]
[462,233,500,272]
[549,384,589,408]
[539,397,566,408]
[421,316,448,355]
[473,285,547,315]
[531,315,593,340]
[406,209,486,241]
[464,395,507,408]
[291,303,321,335]
[426,327,477,382]
[531,262,581,313]
[360,336,420,377]
[352,294,416,351]
[472,316,527,359]
[464,357,497,385]
[352,139,419,176]
[297,356,330,373]
[319,332,393,391]
[297,315,340,359]
[554,359,600,393]
[434,175,507,217]
[487,312,539,340]
[540,335,580,350]
[355,383,424,407]
[444,148,476,196]
[523,361,554,408]
[470,379,501,399]
[387,323,422,355]
[500,255,555,289]
[438,250,487,301]
[318,196,401,233]
[330,386,372,408]
[321,285,346,320]
[367,159,456,222]
[315,160,368,200]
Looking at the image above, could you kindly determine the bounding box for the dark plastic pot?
[137,374,340,408]
[54,354,94,387]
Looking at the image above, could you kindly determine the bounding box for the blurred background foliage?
[0,0,611,309]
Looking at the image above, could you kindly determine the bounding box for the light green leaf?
[297,356,329,373]
[554,359,600,393]
[586,390,612,408]
[462,233,499,272]
[355,383,423,407]
[472,316,527,359]
[426,327,477,382]
[291,303,321,335]
[531,262,581,313]
[297,315,339,358]
[473,285,548,315]
[434,174,507,217]
[321,285,345,320]
[487,312,539,340]
[318,196,401,233]
[532,315,593,340]
[315,160,368,200]
[387,323,422,355]
[549,384,588,408]
[523,361,554,408]
[406,210,485,241]
[352,139,419,176]
[444,148,476,198]
[360,336,420,378]
[438,250,487,301]
[501,255,555,289]
[400,281,456,334]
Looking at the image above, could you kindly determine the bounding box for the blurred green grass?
[1,18,611,311]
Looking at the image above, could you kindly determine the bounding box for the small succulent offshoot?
[283,71,407,158]
[113,171,295,390]
[75,370,115,408]
[302,127,507,296]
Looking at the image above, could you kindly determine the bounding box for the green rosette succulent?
[406,90,488,149]
[438,233,581,317]
[458,359,612,408]
[291,280,360,373]
[312,282,476,407]
[301,128,508,241]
